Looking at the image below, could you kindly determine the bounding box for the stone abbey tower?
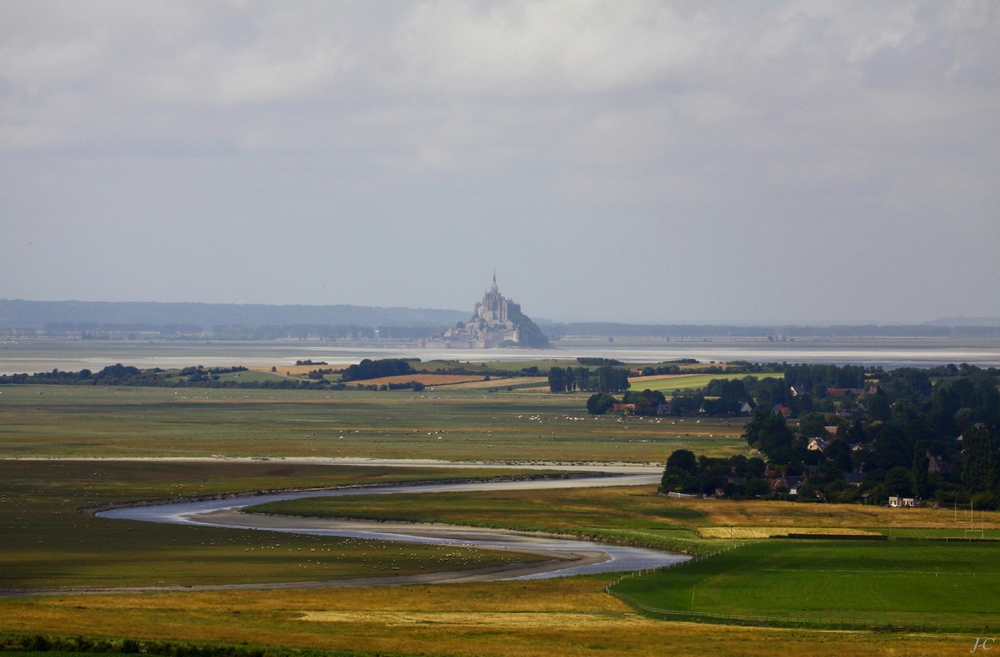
[442,272,525,348]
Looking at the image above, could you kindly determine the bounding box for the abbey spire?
[437,274,549,349]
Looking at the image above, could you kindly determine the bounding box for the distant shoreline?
[2,336,999,375]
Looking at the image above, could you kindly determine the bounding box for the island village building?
[427,274,523,349]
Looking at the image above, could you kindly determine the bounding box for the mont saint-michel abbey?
[417,273,549,349]
[442,274,523,348]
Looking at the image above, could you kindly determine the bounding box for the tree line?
[0,364,343,390]
[339,358,416,382]
[548,366,630,393]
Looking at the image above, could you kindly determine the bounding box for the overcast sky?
[1,1,998,324]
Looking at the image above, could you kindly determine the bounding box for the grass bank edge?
[242,499,729,557]
[0,632,406,657]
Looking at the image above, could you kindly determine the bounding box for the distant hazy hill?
[0,299,467,329]
[923,317,1000,327]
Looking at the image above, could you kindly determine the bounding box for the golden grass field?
[695,526,880,539]
[0,578,967,656]
[686,497,1000,530]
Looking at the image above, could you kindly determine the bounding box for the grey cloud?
[0,0,997,323]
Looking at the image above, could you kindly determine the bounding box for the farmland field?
[247,364,351,377]
[0,384,746,460]
[3,350,993,656]
[614,540,1000,631]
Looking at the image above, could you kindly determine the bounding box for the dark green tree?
[824,439,854,473]
[962,427,995,493]
[564,367,577,391]
[866,393,891,423]
[548,367,567,393]
[666,449,697,474]
[912,445,930,498]
[744,479,770,497]
[742,408,794,458]
[746,457,767,479]
[681,476,701,495]
[596,366,630,393]
[586,393,616,415]
[340,358,415,382]
[884,466,914,497]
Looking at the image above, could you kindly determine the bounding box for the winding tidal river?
[98,473,689,582]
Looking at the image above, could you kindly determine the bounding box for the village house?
[769,472,807,495]
[807,437,828,452]
[844,470,866,486]
[783,475,807,495]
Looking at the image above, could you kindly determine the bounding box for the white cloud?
[387,0,722,95]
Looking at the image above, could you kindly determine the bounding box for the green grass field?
[0,384,746,460]
[629,373,782,395]
[0,460,547,590]
[614,540,1000,631]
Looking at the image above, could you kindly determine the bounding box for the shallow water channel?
[98,474,689,580]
